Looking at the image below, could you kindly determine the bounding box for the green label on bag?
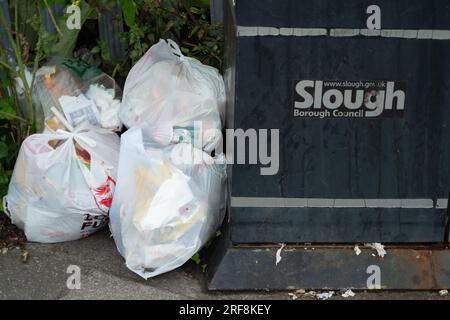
[173,126,198,144]
[206,163,227,179]
[61,58,102,79]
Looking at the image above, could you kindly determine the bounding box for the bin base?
[206,229,450,290]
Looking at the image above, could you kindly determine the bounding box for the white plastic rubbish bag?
[34,57,122,132]
[3,127,120,243]
[109,127,227,279]
[119,39,226,153]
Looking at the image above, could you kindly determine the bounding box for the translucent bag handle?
[56,129,97,148]
[166,39,185,61]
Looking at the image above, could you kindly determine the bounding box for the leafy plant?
[0,1,41,208]
[189,229,222,271]
[115,0,223,75]
[0,0,91,209]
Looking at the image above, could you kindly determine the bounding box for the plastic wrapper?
[109,126,227,279]
[119,39,226,153]
[3,126,120,243]
[34,58,122,132]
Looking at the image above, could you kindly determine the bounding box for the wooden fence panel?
[210,0,223,23]
[40,2,64,35]
[98,1,125,63]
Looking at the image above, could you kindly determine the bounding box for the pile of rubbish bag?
[110,127,226,278]
[4,58,123,243]
[4,127,120,243]
[3,39,227,278]
[120,39,226,154]
[34,57,122,133]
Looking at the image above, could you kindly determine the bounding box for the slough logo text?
[293,80,406,118]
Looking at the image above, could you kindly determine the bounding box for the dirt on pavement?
[0,213,27,250]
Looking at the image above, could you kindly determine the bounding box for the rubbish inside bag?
[3,125,120,243]
[109,126,227,279]
[34,57,122,132]
[119,39,226,154]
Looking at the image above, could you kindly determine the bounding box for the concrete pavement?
[0,229,448,300]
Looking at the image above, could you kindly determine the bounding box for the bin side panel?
[228,1,450,244]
